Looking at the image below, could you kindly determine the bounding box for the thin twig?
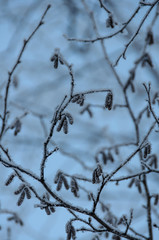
[0,4,51,141]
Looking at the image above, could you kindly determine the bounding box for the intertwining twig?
[72,2,158,239]
[0,1,159,239]
[114,0,159,66]
[64,5,141,44]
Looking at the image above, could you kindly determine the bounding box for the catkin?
[17,191,25,206]
[105,92,113,110]
[5,173,15,186]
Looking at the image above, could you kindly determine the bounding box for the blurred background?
[0,0,159,239]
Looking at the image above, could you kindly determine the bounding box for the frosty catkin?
[5,173,16,186]
[17,191,25,206]
[24,187,31,199]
